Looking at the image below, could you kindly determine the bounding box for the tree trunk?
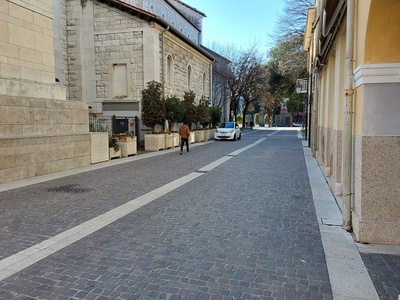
[242,103,249,128]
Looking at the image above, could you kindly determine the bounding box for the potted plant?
[161,130,173,149]
[164,95,183,147]
[141,81,166,151]
[109,135,121,159]
[116,131,137,157]
[182,90,197,144]
[197,97,211,141]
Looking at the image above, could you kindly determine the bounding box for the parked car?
[273,122,288,127]
[215,121,241,141]
[293,122,303,127]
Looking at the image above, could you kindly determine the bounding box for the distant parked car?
[258,122,265,127]
[273,122,288,127]
[215,121,241,141]
[293,122,303,127]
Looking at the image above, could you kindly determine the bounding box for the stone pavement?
[0,128,398,300]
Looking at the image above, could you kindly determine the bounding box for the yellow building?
[303,0,400,244]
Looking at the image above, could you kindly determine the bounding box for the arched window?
[187,65,192,90]
[167,55,173,86]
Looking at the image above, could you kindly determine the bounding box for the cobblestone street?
[0,129,398,299]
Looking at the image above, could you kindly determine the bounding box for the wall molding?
[354,63,400,88]
[9,0,53,18]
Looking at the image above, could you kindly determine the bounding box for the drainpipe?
[209,63,213,106]
[311,2,322,157]
[161,26,170,99]
[342,0,354,231]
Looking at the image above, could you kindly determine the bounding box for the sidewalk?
[0,130,399,299]
[302,138,400,300]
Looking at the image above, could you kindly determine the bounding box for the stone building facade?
[1,0,216,183]
[0,0,90,183]
[303,0,400,245]
[55,0,214,124]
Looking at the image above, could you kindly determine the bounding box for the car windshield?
[219,122,234,128]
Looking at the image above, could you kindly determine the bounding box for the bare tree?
[265,0,312,123]
[228,49,270,127]
[268,35,307,86]
[272,0,314,41]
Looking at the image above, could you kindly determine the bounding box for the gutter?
[161,26,170,99]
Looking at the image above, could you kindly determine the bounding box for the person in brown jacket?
[179,122,190,154]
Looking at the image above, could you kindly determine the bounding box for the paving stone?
[0,130,396,299]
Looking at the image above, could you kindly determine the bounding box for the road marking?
[0,139,264,282]
[197,156,232,172]
[228,138,266,156]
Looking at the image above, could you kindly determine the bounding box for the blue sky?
[183,0,286,54]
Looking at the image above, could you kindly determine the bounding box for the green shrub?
[141,81,166,133]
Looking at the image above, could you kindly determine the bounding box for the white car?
[293,122,303,127]
[214,122,241,141]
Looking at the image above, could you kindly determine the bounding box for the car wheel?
[238,133,241,140]
[233,134,237,141]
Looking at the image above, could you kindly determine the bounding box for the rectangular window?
[113,64,127,98]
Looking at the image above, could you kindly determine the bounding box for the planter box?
[145,133,165,151]
[109,147,121,159]
[90,132,109,164]
[194,130,204,143]
[172,132,179,147]
[164,134,173,149]
[189,132,195,144]
[117,136,137,157]
[203,129,210,141]
[209,129,216,140]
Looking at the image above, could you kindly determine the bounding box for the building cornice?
[354,63,400,88]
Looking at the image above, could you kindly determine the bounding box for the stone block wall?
[75,1,212,112]
[0,78,90,184]
[0,0,55,84]
[0,1,92,184]
[93,2,145,101]
[163,33,211,102]
[0,79,89,137]
[0,133,91,183]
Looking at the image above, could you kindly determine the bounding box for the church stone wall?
[0,0,90,184]
[93,2,144,101]
[162,32,210,102]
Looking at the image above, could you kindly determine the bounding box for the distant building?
[201,47,231,122]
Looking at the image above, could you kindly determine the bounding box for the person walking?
[179,122,190,154]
